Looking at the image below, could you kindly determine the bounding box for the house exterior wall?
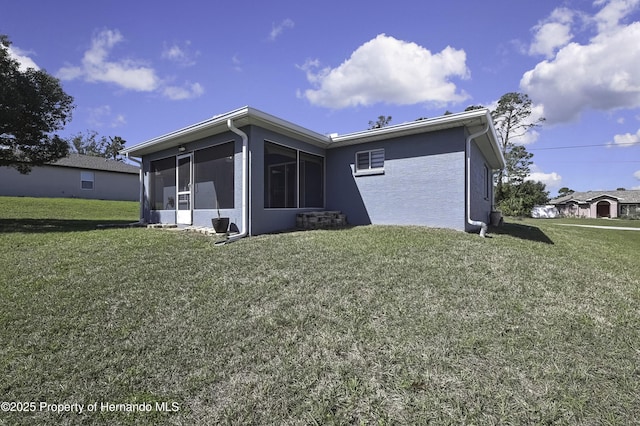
[556,198,621,218]
[0,165,138,201]
[590,198,618,218]
[134,119,499,235]
[466,137,494,232]
[141,131,244,229]
[248,126,326,235]
[326,128,468,230]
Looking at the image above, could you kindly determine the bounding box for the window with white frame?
[355,149,385,175]
[81,171,94,190]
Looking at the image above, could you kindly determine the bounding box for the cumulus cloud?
[58,29,160,92]
[593,0,640,33]
[161,41,199,67]
[299,34,470,109]
[608,128,640,147]
[527,164,563,188]
[162,82,204,101]
[269,18,294,41]
[634,170,640,180]
[529,7,575,58]
[58,29,203,100]
[6,45,39,71]
[520,0,640,124]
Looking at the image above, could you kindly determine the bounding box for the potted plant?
[211,190,229,233]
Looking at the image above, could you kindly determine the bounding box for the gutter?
[466,123,490,237]
[216,118,249,245]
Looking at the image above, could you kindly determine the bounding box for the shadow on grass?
[490,222,554,244]
[0,219,136,233]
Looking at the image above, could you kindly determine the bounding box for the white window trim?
[354,149,385,176]
[80,171,94,190]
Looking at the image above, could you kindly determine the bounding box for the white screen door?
[176,154,192,225]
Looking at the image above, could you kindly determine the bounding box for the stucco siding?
[466,139,493,232]
[248,126,326,235]
[141,131,244,229]
[327,128,467,230]
[0,165,138,201]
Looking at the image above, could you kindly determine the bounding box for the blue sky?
[3,0,640,193]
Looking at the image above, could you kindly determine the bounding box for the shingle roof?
[53,154,139,174]
[550,190,640,204]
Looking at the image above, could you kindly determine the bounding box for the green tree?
[0,35,75,173]
[68,131,105,156]
[504,145,533,185]
[557,187,575,197]
[492,93,544,148]
[464,105,485,111]
[497,180,549,217]
[489,92,546,215]
[368,115,392,129]
[67,131,126,161]
[104,136,126,161]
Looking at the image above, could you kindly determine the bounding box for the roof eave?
[120,106,331,157]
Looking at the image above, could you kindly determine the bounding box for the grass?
[1,197,639,425]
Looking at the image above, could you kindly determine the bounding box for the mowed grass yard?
[0,197,639,425]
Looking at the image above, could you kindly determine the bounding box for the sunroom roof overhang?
[120,107,331,157]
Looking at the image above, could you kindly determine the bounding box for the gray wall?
[248,126,326,235]
[466,136,494,232]
[0,165,139,201]
[326,128,467,230]
[141,131,244,230]
[136,123,497,234]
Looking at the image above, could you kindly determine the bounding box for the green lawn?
[1,197,639,425]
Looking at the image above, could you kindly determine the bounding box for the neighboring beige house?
[550,190,640,219]
[0,154,139,201]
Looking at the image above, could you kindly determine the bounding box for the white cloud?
[299,34,469,109]
[87,105,126,128]
[58,29,203,100]
[269,18,294,41]
[58,29,160,91]
[161,41,198,67]
[520,1,640,124]
[6,45,39,71]
[527,164,563,188]
[529,7,575,58]
[609,128,640,147]
[593,0,640,33]
[162,82,204,100]
[634,170,640,180]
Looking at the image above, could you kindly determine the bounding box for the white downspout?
[466,123,490,237]
[125,153,144,223]
[218,118,249,244]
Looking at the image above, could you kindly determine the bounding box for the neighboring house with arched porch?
[550,190,640,219]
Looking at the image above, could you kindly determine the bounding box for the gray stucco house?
[121,107,505,238]
[0,154,140,201]
[550,190,640,218]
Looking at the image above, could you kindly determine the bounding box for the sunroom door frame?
[176,153,193,225]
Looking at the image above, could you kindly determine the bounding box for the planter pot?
[211,217,230,233]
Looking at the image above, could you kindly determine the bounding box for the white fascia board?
[329,108,505,170]
[121,106,331,157]
[329,109,490,147]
